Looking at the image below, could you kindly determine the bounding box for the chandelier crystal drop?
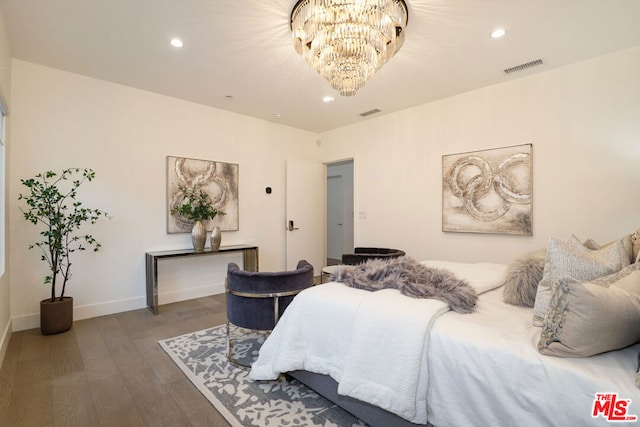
[290,0,408,97]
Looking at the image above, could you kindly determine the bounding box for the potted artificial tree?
[19,168,108,335]
[171,185,225,252]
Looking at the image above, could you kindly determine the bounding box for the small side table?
[321,265,341,283]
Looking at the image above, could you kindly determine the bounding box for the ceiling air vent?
[503,59,544,75]
[359,108,381,117]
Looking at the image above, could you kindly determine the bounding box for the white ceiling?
[2,0,640,133]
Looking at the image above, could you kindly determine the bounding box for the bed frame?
[288,370,430,427]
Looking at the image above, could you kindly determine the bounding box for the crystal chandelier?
[290,0,408,97]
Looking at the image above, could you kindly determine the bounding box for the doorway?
[326,160,354,266]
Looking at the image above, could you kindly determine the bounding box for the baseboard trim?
[74,296,147,321]
[158,282,226,306]
[0,318,12,368]
[11,284,227,332]
[11,295,147,332]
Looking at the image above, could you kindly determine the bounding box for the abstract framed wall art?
[167,156,239,233]
[442,144,532,235]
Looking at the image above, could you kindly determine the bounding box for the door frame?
[325,157,356,263]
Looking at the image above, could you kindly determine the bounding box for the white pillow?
[532,237,630,326]
[538,267,640,357]
[632,228,640,263]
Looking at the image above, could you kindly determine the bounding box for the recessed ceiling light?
[170,38,184,48]
[322,96,335,103]
[274,113,282,119]
[490,28,506,39]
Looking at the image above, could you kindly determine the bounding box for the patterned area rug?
[159,324,366,427]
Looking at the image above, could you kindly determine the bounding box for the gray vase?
[210,226,221,252]
[191,220,206,252]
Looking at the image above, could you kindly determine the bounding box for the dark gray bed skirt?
[287,370,430,427]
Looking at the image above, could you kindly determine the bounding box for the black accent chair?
[225,260,314,366]
[341,247,406,265]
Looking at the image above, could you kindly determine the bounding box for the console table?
[145,244,259,314]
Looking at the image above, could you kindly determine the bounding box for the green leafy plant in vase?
[171,185,226,252]
[18,168,109,335]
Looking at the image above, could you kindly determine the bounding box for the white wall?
[319,47,640,264]
[9,60,319,330]
[0,3,12,364]
[6,45,640,336]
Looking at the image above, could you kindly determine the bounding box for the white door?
[285,160,325,275]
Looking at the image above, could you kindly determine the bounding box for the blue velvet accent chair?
[341,247,405,265]
[225,259,314,366]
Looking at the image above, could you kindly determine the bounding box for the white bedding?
[428,286,640,427]
[337,288,448,422]
[250,260,640,426]
[250,260,508,424]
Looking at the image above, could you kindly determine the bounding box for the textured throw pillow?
[591,261,640,286]
[567,233,594,249]
[538,267,640,357]
[532,237,630,326]
[502,249,546,307]
[632,228,640,264]
[587,234,635,264]
[622,235,635,264]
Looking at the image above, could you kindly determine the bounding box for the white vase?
[191,220,206,252]
[210,226,221,252]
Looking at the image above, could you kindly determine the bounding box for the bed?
[249,258,640,427]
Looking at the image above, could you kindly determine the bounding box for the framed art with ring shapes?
[442,143,532,235]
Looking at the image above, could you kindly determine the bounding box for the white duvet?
[249,260,508,424]
[427,288,640,427]
[252,259,640,426]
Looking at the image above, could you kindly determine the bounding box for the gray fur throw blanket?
[331,256,478,313]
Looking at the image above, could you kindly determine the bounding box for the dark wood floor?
[0,294,233,427]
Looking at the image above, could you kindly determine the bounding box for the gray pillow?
[502,249,546,307]
[532,237,630,326]
[538,266,640,357]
